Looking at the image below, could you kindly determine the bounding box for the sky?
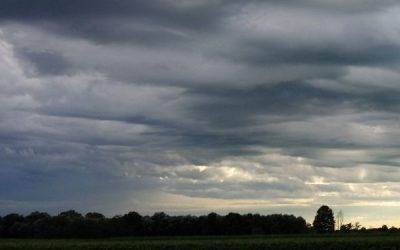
[1,0,400,228]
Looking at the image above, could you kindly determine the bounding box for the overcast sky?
[1,0,400,227]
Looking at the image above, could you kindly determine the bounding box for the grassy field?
[1,234,400,250]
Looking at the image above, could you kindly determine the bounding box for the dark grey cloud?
[220,40,400,67]
[256,0,399,13]
[16,49,73,76]
[0,0,226,46]
[186,82,353,124]
[0,0,397,48]
[0,0,222,28]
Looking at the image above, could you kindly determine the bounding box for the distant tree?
[29,216,54,238]
[58,210,83,219]
[85,212,105,220]
[336,210,343,231]
[56,210,85,238]
[1,213,25,227]
[0,214,25,237]
[354,222,361,230]
[26,212,50,223]
[381,225,389,232]
[200,212,221,235]
[121,211,143,235]
[151,212,170,235]
[340,223,353,232]
[141,216,153,236]
[222,213,243,235]
[313,205,335,233]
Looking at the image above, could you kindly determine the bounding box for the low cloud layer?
[1,0,400,226]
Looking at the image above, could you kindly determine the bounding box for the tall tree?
[336,210,343,231]
[313,205,335,233]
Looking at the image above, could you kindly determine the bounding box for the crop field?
[1,235,400,250]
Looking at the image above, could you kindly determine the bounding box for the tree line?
[0,210,307,238]
[0,205,397,238]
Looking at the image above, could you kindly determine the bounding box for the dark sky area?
[1,0,400,226]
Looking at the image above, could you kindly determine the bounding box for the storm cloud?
[1,0,400,226]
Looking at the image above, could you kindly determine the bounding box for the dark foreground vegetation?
[2,235,400,250]
[0,211,308,238]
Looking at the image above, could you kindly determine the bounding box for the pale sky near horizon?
[1,0,400,228]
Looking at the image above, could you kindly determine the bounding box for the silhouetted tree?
[336,210,343,231]
[313,205,335,233]
[202,212,221,235]
[26,212,50,223]
[223,213,246,235]
[85,212,105,220]
[58,210,83,219]
[340,223,353,232]
[121,211,143,236]
[151,212,170,235]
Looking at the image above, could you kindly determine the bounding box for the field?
[1,235,400,250]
